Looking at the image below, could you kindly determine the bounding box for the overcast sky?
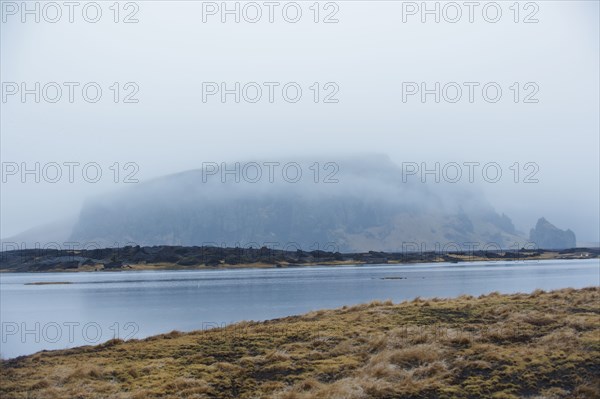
[1,1,599,242]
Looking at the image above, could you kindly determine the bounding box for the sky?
[1,0,599,243]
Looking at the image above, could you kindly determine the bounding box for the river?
[1,258,598,358]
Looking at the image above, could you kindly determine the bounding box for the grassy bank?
[1,288,599,398]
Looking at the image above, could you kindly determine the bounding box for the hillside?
[65,156,525,252]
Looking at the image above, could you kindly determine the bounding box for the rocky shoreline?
[1,245,598,273]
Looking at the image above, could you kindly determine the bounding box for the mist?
[1,1,598,245]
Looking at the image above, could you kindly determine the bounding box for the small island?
[23,281,73,285]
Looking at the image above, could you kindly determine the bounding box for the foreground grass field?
[1,288,599,399]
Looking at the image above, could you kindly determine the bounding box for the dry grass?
[1,288,599,398]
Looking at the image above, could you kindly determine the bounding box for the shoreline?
[1,247,598,273]
[3,282,597,361]
[2,287,598,398]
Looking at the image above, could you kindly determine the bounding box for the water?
[1,259,598,359]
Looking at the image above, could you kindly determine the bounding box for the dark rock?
[529,218,576,249]
[103,261,123,269]
[177,257,200,266]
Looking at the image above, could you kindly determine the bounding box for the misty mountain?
[64,155,526,252]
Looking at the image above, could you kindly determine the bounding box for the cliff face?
[69,156,525,252]
[529,218,576,249]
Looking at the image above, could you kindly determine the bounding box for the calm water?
[1,259,598,358]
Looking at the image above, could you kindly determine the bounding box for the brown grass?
[1,287,599,398]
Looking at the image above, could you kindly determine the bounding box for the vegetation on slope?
[1,288,599,398]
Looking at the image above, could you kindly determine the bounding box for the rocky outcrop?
[529,218,576,249]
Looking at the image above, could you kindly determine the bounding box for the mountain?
[529,218,576,249]
[62,155,525,252]
[1,218,75,250]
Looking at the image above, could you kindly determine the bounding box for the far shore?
[1,248,598,273]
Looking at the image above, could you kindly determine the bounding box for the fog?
[1,1,599,244]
